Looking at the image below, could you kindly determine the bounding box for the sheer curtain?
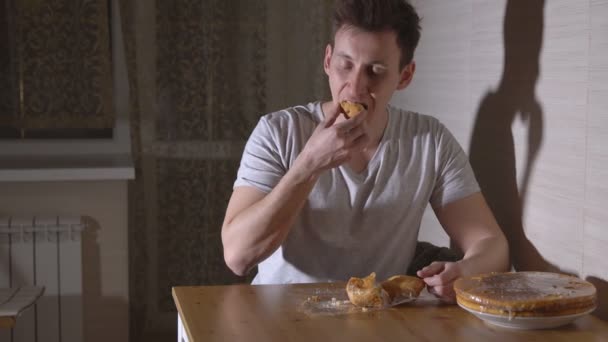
[119,0,332,339]
[0,0,113,134]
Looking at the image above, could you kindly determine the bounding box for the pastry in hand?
[381,275,426,302]
[340,100,367,118]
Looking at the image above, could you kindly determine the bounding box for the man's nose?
[348,69,369,98]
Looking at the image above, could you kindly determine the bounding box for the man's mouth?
[340,100,367,118]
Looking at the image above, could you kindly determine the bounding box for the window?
[0,0,114,139]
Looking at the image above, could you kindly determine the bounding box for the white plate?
[458,303,596,330]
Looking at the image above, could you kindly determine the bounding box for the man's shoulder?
[388,105,444,134]
[261,102,322,128]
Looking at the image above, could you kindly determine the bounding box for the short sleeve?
[429,123,480,208]
[233,117,287,193]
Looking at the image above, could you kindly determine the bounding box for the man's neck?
[366,106,388,149]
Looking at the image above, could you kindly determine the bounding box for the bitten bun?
[346,272,390,308]
[340,100,366,118]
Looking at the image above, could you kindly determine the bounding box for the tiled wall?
[392,0,607,318]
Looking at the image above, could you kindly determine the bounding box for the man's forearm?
[222,156,319,275]
[459,235,510,276]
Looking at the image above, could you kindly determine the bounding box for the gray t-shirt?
[234,101,479,284]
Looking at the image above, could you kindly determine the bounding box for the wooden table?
[172,283,608,342]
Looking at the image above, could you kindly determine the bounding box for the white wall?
[392,0,607,318]
[0,181,129,342]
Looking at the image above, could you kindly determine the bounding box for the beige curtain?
[120,0,332,339]
[0,0,113,131]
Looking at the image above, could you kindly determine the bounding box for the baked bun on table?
[346,272,425,308]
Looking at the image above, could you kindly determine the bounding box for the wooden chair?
[0,286,45,329]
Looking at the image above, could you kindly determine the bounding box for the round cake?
[454,272,597,318]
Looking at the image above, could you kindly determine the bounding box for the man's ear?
[397,61,416,90]
[323,44,333,75]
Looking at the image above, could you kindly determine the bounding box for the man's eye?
[370,66,386,76]
[339,62,352,70]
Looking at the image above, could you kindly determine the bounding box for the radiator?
[0,216,84,342]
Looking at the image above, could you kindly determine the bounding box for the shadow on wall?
[82,217,129,342]
[587,277,608,321]
[468,0,558,273]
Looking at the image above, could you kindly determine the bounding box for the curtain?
[0,0,113,131]
[120,0,332,339]
[0,0,16,127]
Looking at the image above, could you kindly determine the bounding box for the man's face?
[324,26,415,119]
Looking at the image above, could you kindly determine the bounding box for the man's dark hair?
[332,0,421,69]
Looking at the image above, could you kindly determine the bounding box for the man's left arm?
[417,191,509,302]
